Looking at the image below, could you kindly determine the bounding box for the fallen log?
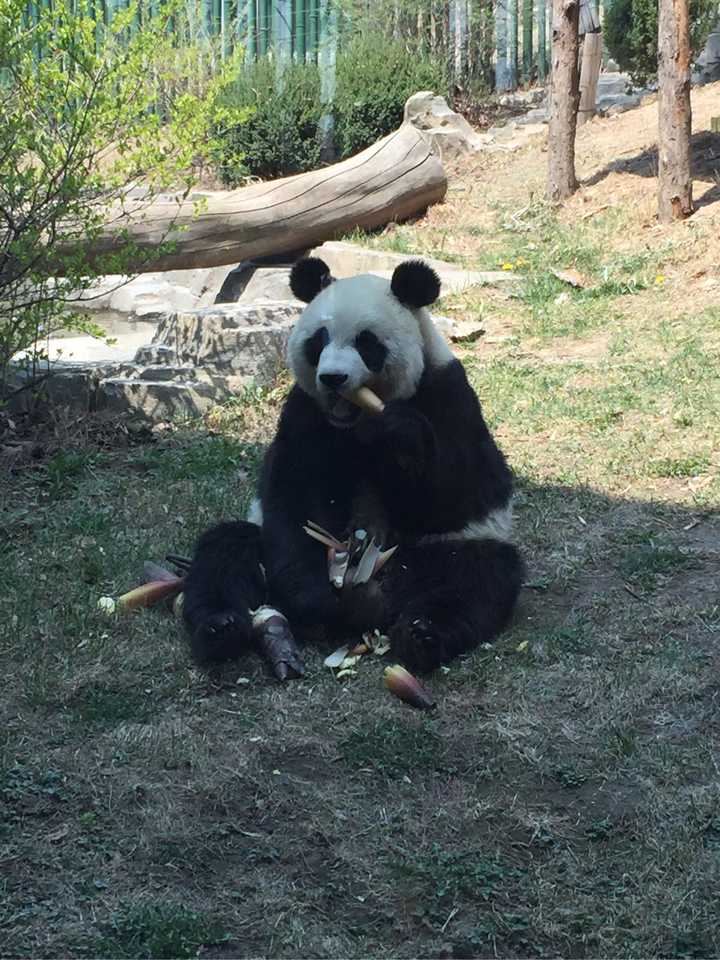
[66,122,447,275]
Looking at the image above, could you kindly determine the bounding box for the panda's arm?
[258,391,351,628]
[373,360,509,511]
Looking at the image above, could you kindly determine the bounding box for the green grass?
[339,719,445,777]
[87,903,228,959]
[618,541,696,591]
[397,843,520,905]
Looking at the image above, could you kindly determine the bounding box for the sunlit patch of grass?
[645,454,711,478]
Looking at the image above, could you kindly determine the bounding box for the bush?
[0,0,245,395]
[334,35,448,159]
[216,59,323,183]
[605,0,718,87]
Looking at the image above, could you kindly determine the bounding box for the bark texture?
[58,123,447,275]
[657,0,693,222]
[547,0,581,202]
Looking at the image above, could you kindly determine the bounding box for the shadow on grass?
[582,129,720,210]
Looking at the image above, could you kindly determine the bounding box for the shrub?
[216,59,323,183]
[0,0,246,395]
[333,35,448,159]
[604,0,718,87]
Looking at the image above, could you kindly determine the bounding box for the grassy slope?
[2,86,720,959]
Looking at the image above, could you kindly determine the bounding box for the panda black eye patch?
[354,330,387,373]
[304,326,329,367]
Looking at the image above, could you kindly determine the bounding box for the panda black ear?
[390,260,441,308]
[289,257,333,303]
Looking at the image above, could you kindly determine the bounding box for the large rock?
[308,241,517,293]
[75,265,237,318]
[404,91,494,157]
[236,266,301,304]
[694,24,720,83]
[147,301,302,380]
[99,370,240,421]
[9,301,302,421]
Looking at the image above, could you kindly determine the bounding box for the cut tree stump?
[62,122,447,275]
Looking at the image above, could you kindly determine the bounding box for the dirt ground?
[2,84,720,959]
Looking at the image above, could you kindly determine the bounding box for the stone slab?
[309,241,517,292]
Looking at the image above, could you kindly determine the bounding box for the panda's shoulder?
[416,358,476,403]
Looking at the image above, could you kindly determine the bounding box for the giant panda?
[181,257,523,675]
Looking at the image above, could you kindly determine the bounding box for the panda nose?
[319,373,348,390]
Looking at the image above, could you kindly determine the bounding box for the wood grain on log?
[63,123,447,275]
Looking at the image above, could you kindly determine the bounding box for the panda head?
[287,257,443,429]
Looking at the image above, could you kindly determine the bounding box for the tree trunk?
[578,29,602,124]
[55,122,447,275]
[657,0,693,222]
[547,0,580,202]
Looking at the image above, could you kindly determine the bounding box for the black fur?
[354,329,388,373]
[303,326,329,366]
[289,257,333,303]
[183,336,522,671]
[390,260,441,308]
[182,521,266,663]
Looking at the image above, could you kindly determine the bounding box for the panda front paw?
[189,609,253,664]
[390,614,450,674]
[379,401,435,474]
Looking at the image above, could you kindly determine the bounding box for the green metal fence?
[23,0,331,63]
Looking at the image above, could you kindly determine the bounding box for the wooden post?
[257,0,270,55]
[275,0,292,74]
[537,0,548,80]
[657,0,693,221]
[522,0,533,81]
[293,0,305,61]
[307,0,318,61]
[495,0,511,90]
[318,0,337,162]
[247,0,257,60]
[547,0,580,201]
[578,29,602,124]
[508,0,518,88]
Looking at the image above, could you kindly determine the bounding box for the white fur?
[416,305,454,368]
[420,504,514,545]
[286,273,452,405]
[250,605,286,627]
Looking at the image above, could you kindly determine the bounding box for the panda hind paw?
[390,615,449,674]
[190,609,252,664]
